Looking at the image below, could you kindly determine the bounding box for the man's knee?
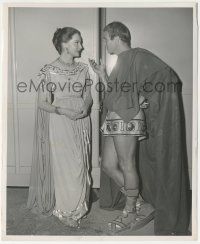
[102,162,116,175]
[118,157,136,172]
[124,163,136,173]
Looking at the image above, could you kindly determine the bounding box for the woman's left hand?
[75,104,89,119]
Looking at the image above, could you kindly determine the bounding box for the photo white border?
[0,0,198,242]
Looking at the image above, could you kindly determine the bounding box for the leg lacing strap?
[124,188,139,213]
[125,188,139,197]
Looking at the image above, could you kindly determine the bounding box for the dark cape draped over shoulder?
[100,48,190,235]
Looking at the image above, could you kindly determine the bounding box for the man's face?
[103,31,117,55]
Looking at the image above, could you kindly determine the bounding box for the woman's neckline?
[57,57,75,67]
[50,59,79,71]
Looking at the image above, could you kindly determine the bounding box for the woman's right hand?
[57,108,81,121]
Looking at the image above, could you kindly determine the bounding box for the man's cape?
[100,48,190,235]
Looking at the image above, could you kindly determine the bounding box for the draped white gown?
[43,62,91,221]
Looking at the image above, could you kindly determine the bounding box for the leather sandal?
[108,209,155,233]
[108,209,137,233]
[130,210,155,231]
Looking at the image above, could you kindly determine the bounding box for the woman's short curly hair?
[103,21,131,47]
[52,27,81,54]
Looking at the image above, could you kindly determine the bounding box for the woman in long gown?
[27,27,93,228]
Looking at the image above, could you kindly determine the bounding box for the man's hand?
[139,96,149,109]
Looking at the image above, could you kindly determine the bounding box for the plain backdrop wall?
[8,8,100,186]
[7,7,193,188]
[105,8,193,186]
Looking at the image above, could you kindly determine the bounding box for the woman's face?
[62,33,83,57]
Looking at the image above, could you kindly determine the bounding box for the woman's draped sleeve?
[26,65,55,216]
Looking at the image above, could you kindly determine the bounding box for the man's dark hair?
[103,21,131,47]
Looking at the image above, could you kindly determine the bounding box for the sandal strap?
[126,189,139,197]
[111,219,128,229]
[108,212,137,232]
[114,215,123,222]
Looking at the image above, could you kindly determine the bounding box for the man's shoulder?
[133,47,168,68]
[133,47,155,58]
